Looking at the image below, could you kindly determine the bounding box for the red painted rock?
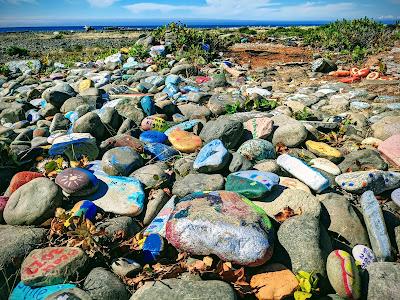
[0,196,8,223]
[244,117,274,139]
[378,134,400,168]
[5,171,44,196]
[21,247,87,287]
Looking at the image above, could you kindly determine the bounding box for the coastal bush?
[238,27,257,35]
[128,44,149,60]
[6,46,28,57]
[0,64,10,76]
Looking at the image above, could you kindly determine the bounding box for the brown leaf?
[203,256,213,267]
[274,206,298,223]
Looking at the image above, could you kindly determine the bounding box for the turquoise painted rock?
[55,168,99,196]
[166,191,274,266]
[140,96,156,116]
[237,139,275,162]
[277,154,329,193]
[360,191,393,261]
[193,139,229,173]
[91,175,145,216]
[10,282,76,300]
[225,171,280,199]
[335,170,400,194]
[101,146,144,176]
[139,130,168,144]
[144,143,179,161]
[49,133,98,161]
[164,119,201,136]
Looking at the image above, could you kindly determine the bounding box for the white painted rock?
[310,158,341,175]
[352,245,376,269]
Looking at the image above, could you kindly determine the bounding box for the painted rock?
[277,154,329,193]
[142,233,165,263]
[326,250,361,300]
[55,168,99,196]
[91,175,145,216]
[64,200,97,227]
[352,245,376,269]
[79,79,93,93]
[238,139,275,162]
[21,247,87,287]
[145,197,175,237]
[335,170,400,194]
[10,282,76,300]
[139,130,168,144]
[144,143,179,161]
[0,196,8,223]
[5,171,44,196]
[378,134,400,168]
[141,116,169,132]
[279,177,311,193]
[391,188,400,206]
[306,140,343,162]
[100,134,144,153]
[250,264,299,300]
[101,146,144,176]
[168,128,202,153]
[225,171,280,199]
[360,191,393,261]
[164,119,201,136]
[49,133,99,161]
[140,95,156,116]
[166,191,274,266]
[193,139,230,173]
[310,158,341,175]
[243,117,274,139]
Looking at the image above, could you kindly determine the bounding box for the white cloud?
[86,0,118,8]
[124,0,360,20]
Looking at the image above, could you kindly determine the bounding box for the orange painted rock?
[168,128,202,153]
[357,68,370,78]
[250,264,299,300]
[350,67,360,76]
[330,70,351,77]
[340,76,360,84]
[5,171,44,196]
[366,72,380,80]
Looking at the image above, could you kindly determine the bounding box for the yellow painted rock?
[79,79,93,93]
[120,47,130,54]
[168,128,202,153]
[306,140,343,162]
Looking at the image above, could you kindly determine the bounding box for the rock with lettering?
[55,168,99,196]
[166,191,274,266]
[277,154,329,193]
[9,282,77,300]
[144,143,179,161]
[335,170,400,194]
[172,174,225,198]
[91,175,145,217]
[193,139,230,173]
[326,250,361,300]
[49,133,99,161]
[21,247,87,287]
[225,170,280,199]
[168,128,202,153]
[352,245,376,269]
[360,191,393,261]
[4,178,63,225]
[306,140,343,162]
[141,116,169,132]
[243,117,274,139]
[100,134,144,153]
[378,134,400,168]
[102,146,144,176]
[238,139,275,162]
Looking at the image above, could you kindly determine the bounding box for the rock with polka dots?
[225,171,280,199]
[335,170,400,194]
[55,168,99,197]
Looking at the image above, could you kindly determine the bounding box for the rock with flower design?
[335,170,400,194]
[326,250,361,300]
[225,170,279,199]
[55,168,99,196]
[166,191,274,266]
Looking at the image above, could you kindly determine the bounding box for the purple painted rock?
[166,191,274,266]
[378,134,400,168]
[55,168,99,196]
[0,196,8,223]
[21,247,87,287]
[243,117,274,139]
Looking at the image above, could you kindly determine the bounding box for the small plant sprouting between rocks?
[294,271,320,300]
[294,107,313,121]
[226,98,278,114]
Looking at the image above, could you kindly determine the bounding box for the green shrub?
[238,27,257,35]
[6,46,28,57]
[128,44,149,60]
[0,64,10,76]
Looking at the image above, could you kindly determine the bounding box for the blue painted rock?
[49,133,99,161]
[326,250,361,300]
[391,188,400,207]
[64,200,97,227]
[163,83,179,97]
[21,247,87,286]
[193,139,229,173]
[164,119,201,136]
[352,245,376,269]
[142,233,165,263]
[10,282,76,300]
[165,74,181,85]
[360,191,393,261]
[277,154,329,193]
[55,168,99,196]
[101,146,144,176]
[237,139,275,162]
[225,171,280,199]
[145,197,175,237]
[140,96,156,116]
[139,130,168,144]
[100,134,144,153]
[141,116,169,132]
[91,175,145,216]
[168,128,202,153]
[144,143,179,161]
[335,170,400,194]
[166,191,274,266]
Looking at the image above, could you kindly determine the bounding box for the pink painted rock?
[5,171,44,196]
[0,196,8,223]
[244,117,274,139]
[21,247,87,287]
[378,134,400,168]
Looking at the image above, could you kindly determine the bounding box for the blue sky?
[0,0,399,26]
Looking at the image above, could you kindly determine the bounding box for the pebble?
[55,167,99,196]
[139,130,168,143]
[391,188,400,206]
[193,139,230,173]
[168,128,202,153]
[352,244,376,269]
